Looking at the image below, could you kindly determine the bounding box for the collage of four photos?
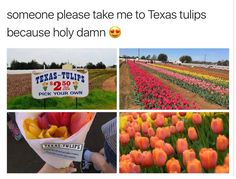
[7,48,229,173]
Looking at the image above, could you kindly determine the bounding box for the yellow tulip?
[45,125,58,138]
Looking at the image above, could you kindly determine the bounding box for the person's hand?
[91,152,115,173]
[38,162,77,173]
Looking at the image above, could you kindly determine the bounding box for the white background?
[0,0,234,178]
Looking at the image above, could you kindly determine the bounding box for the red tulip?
[183,149,196,166]
[166,157,181,173]
[152,148,167,167]
[156,127,166,140]
[187,159,202,173]
[120,131,130,145]
[211,118,223,134]
[171,115,179,125]
[176,121,184,133]
[70,113,92,134]
[141,151,153,167]
[192,113,202,125]
[216,135,229,152]
[176,138,188,154]
[37,113,49,129]
[154,114,165,127]
[199,148,218,170]
[215,165,229,173]
[135,136,149,150]
[188,127,198,141]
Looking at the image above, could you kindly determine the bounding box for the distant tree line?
[8,60,115,69]
[121,54,229,66]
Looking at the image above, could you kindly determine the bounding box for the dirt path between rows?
[102,76,116,92]
[120,63,140,109]
[139,64,224,109]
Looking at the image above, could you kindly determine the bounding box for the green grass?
[7,89,116,109]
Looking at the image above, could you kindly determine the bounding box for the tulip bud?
[176,121,184,133]
[156,127,166,140]
[171,115,179,125]
[135,136,149,150]
[224,153,229,166]
[187,159,202,173]
[216,135,229,152]
[154,114,165,127]
[183,149,196,166]
[126,126,135,138]
[199,148,218,170]
[188,127,198,141]
[141,151,153,167]
[120,131,130,145]
[211,118,223,134]
[215,165,229,173]
[176,138,188,154]
[166,157,181,173]
[130,150,143,165]
[191,113,202,125]
[152,148,167,167]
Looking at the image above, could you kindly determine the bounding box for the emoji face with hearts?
[109,26,121,38]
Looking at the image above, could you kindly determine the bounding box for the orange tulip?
[147,127,155,137]
[215,165,229,173]
[187,159,202,173]
[164,126,171,138]
[183,149,196,166]
[135,132,141,137]
[119,160,141,173]
[141,121,150,134]
[150,112,157,120]
[170,125,176,134]
[126,126,135,138]
[154,139,165,149]
[188,127,198,141]
[162,143,175,156]
[131,112,139,119]
[152,148,167,167]
[176,138,188,154]
[120,154,132,162]
[171,115,179,125]
[216,135,229,152]
[120,131,130,145]
[130,150,143,165]
[176,120,184,133]
[154,114,165,127]
[141,113,148,121]
[131,121,140,132]
[199,148,218,170]
[135,136,149,150]
[156,127,166,140]
[141,151,153,167]
[191,113,202,125]
[224,153,229,166]
[211,118,223,134]
[127,115,134,122]
[150,136,160,148]
[166,157,181,173]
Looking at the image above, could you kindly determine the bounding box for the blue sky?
[7,48,117,66]
[119,48,229,62]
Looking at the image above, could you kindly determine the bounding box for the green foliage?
[157,53,168,62]
[7,89,116,109]
[179,55,192,63]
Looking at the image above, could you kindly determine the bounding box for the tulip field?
[125,60,229,109]
[119,112,229,173]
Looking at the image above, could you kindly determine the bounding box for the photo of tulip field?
[120,49,229,110]
[119,112,229,173]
